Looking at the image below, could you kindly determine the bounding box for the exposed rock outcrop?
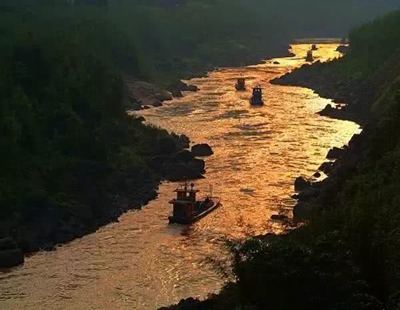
[191,144,214,157]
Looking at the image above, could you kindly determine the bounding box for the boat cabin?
[235,78,246,91]
[168,182,221,224]
[170,183,198,220]
[250,86,263,105]
[306,50,314,62]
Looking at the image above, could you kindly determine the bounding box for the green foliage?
[0,16,180,227]
[230,233,381,310]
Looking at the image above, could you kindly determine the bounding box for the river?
[0,44,360,310]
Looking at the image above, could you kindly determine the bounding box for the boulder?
[191,144,214,157]
[142,105,151,109]
[171,89,183,98]
[294,177,311,192]
[152,100,163,107]
[319,162,334,175]
[313,172,321,178]
[154,92,173,101]
[320,104,334,114]
[336,45,349,54]
[273,61,280,65]
[170,81,199,95]
[270,214,288,221]
[327,147,344,160]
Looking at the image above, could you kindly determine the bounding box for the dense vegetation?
[183,9,400,310]
[0,9,187,251]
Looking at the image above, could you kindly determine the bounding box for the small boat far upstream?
[311,44,318,51]
[235,77,246,91]
[168,182,221,224]
[306,50,314,62]
[250,85,263,105]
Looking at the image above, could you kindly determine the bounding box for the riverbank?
[159,11,400,310]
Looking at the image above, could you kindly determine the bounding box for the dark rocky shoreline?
[0,135,214,268]
[270,56,377,220]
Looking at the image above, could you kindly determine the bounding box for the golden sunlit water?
[0,44,360,310]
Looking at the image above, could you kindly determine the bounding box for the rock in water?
[271,214,289,221]
[313,172,321,178]
[294,177,311,192]
[191,144,214,157]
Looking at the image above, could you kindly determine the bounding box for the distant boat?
[168,182,221,224]
[306,50,314,62]
[311,44,318,51]
[250,86,263,106]
[235,78,246,91]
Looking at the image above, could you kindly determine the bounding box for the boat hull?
[250,99,264,106]
[169,198,221,224]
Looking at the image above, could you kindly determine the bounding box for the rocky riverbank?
[270,49,400,220]
[0,134,214,268]
[157,46,378,310]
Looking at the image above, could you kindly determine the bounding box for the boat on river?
[250,86,263,105]
[311,44,318,51]
[168,183,221,224]
[306,50,314,62]
[235,78,246,91]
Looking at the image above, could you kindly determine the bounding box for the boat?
[311,44,318,51]
[168,183,221,224]
[250,86,263,105]
[235,78,246,91]
[306,50,314,62]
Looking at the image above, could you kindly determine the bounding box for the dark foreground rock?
[191,144,214,157]
[0,237,24,268]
